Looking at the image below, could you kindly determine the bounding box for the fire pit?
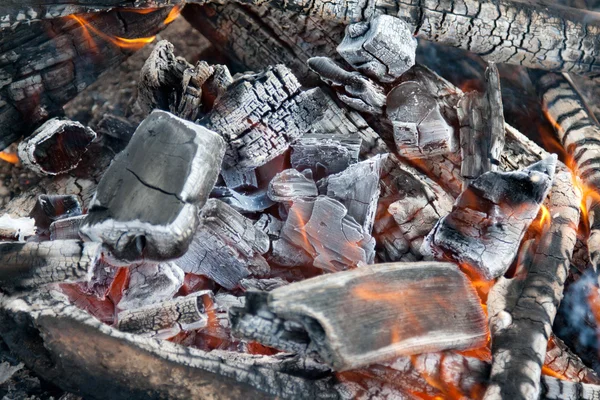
[1,1,600,399]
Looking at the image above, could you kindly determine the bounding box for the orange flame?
[163,5,183,25]
[542,366,568,380]
[539,205,551,229]
[0,151,18,164]
[120,7,161,14]
[69,14,156,51]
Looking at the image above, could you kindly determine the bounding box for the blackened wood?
[117,262,184,310]
[423,156,557,280]
[336,15,417,83]
[231,262,488,370]
[174,199,270,289]
[290,134,361,180]
[80,110,225,262]
[458,62,505,183]
[279,196,375,272]
[18,119,96,176]
[268,169,318,202]
[485,164,582,400]
[177,61,213,121]
[0,8,171,150]
[529,70,600,270]
[117,292,211,338]
[0,240,100,291]
[29,194,82,233]
[221,166,258,191]
[545,335,600,384]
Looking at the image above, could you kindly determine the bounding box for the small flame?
[164,5,183,25]
[120,7,161,14]
[542,365,568,380]
[0,151,19,164]
[69,14,156,51]
[539,205,551,229]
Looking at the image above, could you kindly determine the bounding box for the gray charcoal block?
[290,134,361,179]
[268,169,318,202]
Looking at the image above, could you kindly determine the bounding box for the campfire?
[1,0,600,399]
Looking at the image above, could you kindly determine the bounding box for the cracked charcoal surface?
[231,262,488,370]
[280,196,375,272]
[118,262,184,311]
[290,134,362,180]
[174,199,270,290]
[80,110,225,262]
[0,240,101,291]
[49,215,86,241]
[268,169,318,202]
[422,156,557,280]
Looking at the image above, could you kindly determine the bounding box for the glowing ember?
[0,151,18,164]
[164,5,183,25]
[69,14,156,51]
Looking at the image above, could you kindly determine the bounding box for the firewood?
[231,262,488,370]
[306,57,386,115]
[117,292,212,338]
[458,62,505,183]
[117,262,184,310]
[0,240,101,291]
[17,119,96,176]
[0,8,171,150]
[542,377,600,400]
[174,199,270,290]
[49,215,86,240]
[545,335,600,384]
[317,155,386,234]
[336,15,417,83]
[177,61,214,121]
[485,164,583,400]
[279,196,376,271]
[80,110,225,262]
[29,194,82,234]
[268,169,318,202]
[423,156,557,280]
[210,186,275,214]
[290,134,362,180]
[529,70,600,272]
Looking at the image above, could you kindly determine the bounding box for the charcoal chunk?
[118,262,185,310]
[290,134,361,180]
[268,169,318,202]
[29,194,82,232]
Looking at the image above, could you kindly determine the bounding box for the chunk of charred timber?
[118,262,184,311]
[386,81,456,159]
[529,71,600,271]
[117,291,212,339]
[96,114,137,143]
[174,199,270,289]
[49,215,86,241]
[280,197,375,272]
[202,64,379,168]
[545,335,600,384]
[422,156,557,280]
[136,40,191,115]
[290,134,361,180]
[306,57,386,114]
[177,61,214,121]
[336,15,417,83]
[268,169,318,202]
[318,155,385,233]
[458,63,505,183]
[210,186,275,213]
[543,378,600,400]
[0,240,101,291]
[80,110,225,262]
[484,164,582,400]
[0,215,35,241]
[253,214,284,239]
[221,166,258,191]
[202,64,233,109]
[17,119,96,176]
[231,262,488,370]
[29,195,82,233]
[239,277,288,292]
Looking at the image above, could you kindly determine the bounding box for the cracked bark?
[485,163,583,400]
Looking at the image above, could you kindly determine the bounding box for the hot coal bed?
[0,1,600,399]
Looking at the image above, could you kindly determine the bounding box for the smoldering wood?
[117,262,184,310]
[422,156,557,280]
[290,134,361,180]
[29,194,82,233]
[336,15,417,83]
[80,110,225,262]
[0,240,100,291]
[202,64,233,109]
[280,196,375,272]
[0,8,171,150]
[306,57,386,114]
[268,169,318,202]
[458,62,505,183]
[529,70,600,271]
[221,166,258,191]
[545,335,600,384]
[96,114,136,143]
[253,213,284,240]
[210,186,275,213]
[318,155,385,234]
[270,237,314,268]
[542,377,600,400]
[17,119,96,176]
[117,291,212,338]
[484,164,583,400]
[231,262,488,370]
[386,80,456,159]
[177,61,214,121]
[49,215,86,241]
[174,199,270,290]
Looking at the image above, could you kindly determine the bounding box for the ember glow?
[69,14,156,51]
[0,151,18,164]
[164,5,184,25]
